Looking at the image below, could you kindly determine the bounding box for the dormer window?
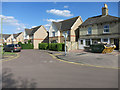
[88,27,92,34]
[104,25,109,33]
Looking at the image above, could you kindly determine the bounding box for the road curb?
[48,53,119,70]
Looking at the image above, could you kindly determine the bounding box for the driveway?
[2,49,118,88]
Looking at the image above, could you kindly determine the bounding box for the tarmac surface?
[56,51,119,69]
[2,49,118,88]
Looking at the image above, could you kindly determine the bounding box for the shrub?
[49,43,64,51]
[21,44,34,49]
[39,43,65,51]
[28,40,31,44]
[18,42,22,45]
[39,43,48,50]
[3,43,7,46]
[90,44,105,53]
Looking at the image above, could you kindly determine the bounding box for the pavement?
[2,49,118,88]
[51,50,119,69]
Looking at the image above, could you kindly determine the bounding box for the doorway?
[114,39,119,50]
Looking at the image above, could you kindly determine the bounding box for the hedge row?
[39,43,65,51]
[21,44,34,49]
[39,43,48,50]
[18,42,34,49]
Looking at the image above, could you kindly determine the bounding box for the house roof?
[31,25,42,35]
[25,25,42,35]
[13,32,22,38]
[80,15,119,27]
[25,29,33,35]
[1,34,11,39]
[52,16,81,31]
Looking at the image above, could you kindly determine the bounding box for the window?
[81,40,83,45]
[88,27,92,34]
[52,31,55,37]
[104,25,109,33]
[86,39,91,46]
[103,39,108,43]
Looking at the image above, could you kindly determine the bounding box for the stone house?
[78,4,120,50]
[24,25,49,49]
[49,16,83,43]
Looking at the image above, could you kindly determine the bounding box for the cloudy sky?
[1,2,118,34]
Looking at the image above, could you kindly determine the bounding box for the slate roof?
[25,25,42,35]
[13,32,22,39]
[1,34,11,39]
[53,16,81,31]
[25,29,33,35]
[80,15,119,26]
[31,25,42,35]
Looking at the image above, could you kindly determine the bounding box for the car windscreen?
[7,44,14,47]
[14,44,20,47]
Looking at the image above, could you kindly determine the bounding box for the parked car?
[3,44,21,52]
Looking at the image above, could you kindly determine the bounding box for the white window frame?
[103,25,109,33]
[52,31,55,37]
[87,27,92,35]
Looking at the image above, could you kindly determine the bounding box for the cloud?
[46,19,63,22]
[44,19,63,31]
[0,15,26,33]
[31,26,37,28]
[46,9,73,17]
[64,6,69,8]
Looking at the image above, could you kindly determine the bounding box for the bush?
[21,44,34,49]
[3,43,7,46]
[39,43,48,50]
[28,40,31,44]
[90,44,105,53]
[39,43,65,51]
[18,42,22,45]
[49,43,64,51]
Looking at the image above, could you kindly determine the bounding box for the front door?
[114,39,119,50]
[78,39,85,49]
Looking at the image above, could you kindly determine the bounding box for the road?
[2,50,118,88]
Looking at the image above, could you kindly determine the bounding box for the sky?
[1,2,119,34]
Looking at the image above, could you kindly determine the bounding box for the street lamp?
[63,31,68,56]
[0,17,3,59]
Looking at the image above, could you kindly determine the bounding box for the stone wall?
[66,41,78,52]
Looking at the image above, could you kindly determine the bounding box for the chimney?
[102,4,108,16]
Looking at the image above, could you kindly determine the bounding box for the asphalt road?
[2,50,118,88]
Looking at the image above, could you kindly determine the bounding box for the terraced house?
[49,16,83,43]
[6,32,23,44]
[78,4,120,50]
[24,25,48,49]
[0,34,11,45]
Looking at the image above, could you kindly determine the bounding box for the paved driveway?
[2,50,118,88]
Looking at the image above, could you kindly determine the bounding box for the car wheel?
[11,50,14,53]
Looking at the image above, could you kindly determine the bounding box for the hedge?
[18,42,34,49]
[90,44,105,53]
[21,44,34,49]
[39,43,48,50]
[39,43,65,51]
